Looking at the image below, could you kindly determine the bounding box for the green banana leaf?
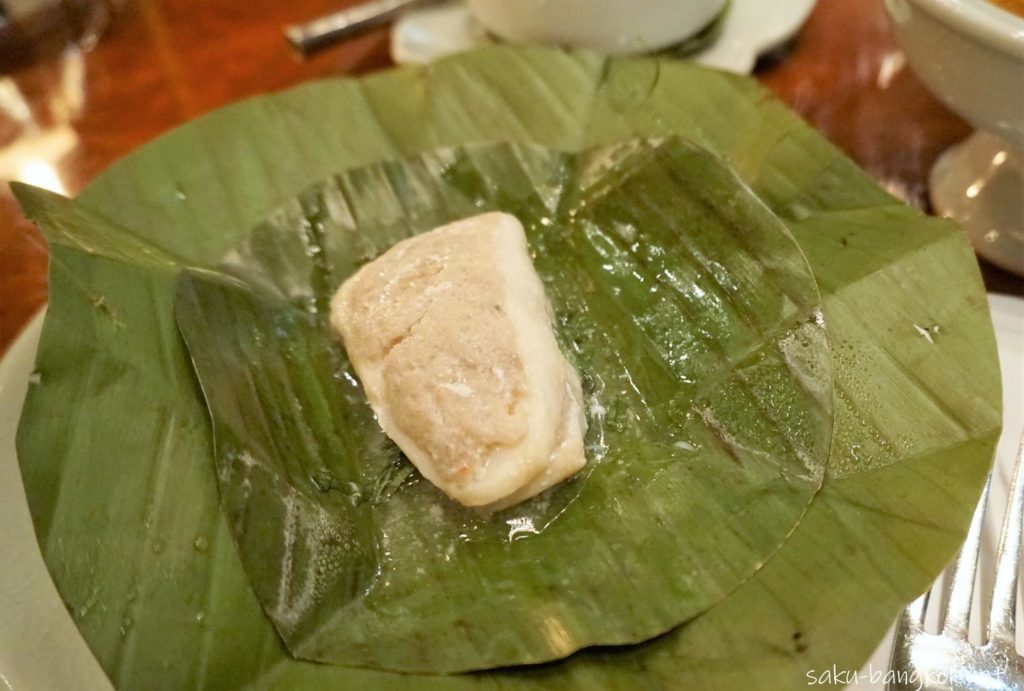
[13,46,1000,690]
[175,138,832,672]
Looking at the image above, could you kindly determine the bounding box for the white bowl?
[887,0,1024,276]
[886,0,1024,147]
[467,0,727,54]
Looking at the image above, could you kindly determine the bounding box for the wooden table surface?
[1,0,1021,355]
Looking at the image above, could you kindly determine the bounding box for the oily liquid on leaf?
[175,137,833,673]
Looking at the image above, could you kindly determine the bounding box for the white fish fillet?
[331,212,587,508]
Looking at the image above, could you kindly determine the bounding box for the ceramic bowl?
[467,0,728,54]
[886,0,1024,146]
[887,0,1024,276]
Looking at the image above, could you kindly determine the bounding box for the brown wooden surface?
[1,0,1021,355]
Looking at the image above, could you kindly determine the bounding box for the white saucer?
[1,295,1020,689]
[391,0,818,74]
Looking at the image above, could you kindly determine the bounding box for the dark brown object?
[0,0,1020,355]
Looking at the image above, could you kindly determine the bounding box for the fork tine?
[888,603,924,689]
[987,435,1024,648]
[908,587,929,628]
[940,474,992,638]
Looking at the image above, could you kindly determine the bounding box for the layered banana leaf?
[13,46,1001,690]
[175,138,832,672]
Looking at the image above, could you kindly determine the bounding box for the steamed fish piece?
[331,212,587,508]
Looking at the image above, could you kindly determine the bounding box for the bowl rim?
[907,0,1024,56]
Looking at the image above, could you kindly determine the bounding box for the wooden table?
[1,0,1021,355]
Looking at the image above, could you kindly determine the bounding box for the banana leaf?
[12,46,1000,690]
[174,138,832,672]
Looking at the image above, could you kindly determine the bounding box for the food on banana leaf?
[331,211,587,509]
[8,46,1000,691]
[173,137,832,673]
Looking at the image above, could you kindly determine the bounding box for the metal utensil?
[887,435,1024,690]
[285,0,439,56]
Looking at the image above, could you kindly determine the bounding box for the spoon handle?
[285,0,439,55]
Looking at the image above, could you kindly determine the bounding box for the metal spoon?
[285,0,441,56]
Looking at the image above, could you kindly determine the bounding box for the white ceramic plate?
[390,0,818,74]
[1,294,1021,689]
[0,310,111,691]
